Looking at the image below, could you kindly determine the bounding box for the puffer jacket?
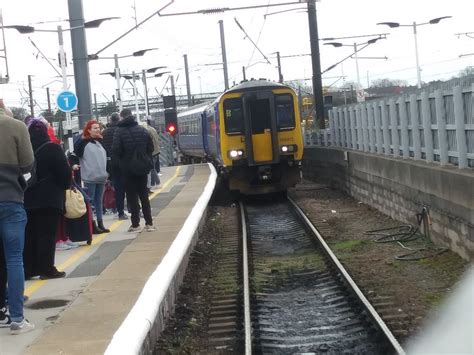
[102,122,119,158]
[112,115,153,176]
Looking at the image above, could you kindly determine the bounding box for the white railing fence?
[305,85,474,169]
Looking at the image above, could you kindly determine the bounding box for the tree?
[370,78,408,88]
[41,110,54,123]
[458,66,474,77]
[98,101,119,118]
[10,107,28,121]
[54,109,66,122]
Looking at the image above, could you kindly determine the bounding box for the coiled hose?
[364,207,448,261]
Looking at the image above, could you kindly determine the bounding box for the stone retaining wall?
[302,147,474,261]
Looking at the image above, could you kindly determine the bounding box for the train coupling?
[257,165,272,181]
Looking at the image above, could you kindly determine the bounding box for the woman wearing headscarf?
[23,118,71,279]
[74,120,110,234]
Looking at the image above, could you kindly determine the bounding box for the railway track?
[242,196,404,354]
[169,198,405,354]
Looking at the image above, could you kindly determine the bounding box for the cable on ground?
[365,207,448,260]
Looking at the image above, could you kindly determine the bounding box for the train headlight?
[228,149,244,159]
[280,144,298,154]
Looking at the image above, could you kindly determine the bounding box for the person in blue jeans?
[74,120,110,234]
[0,99,35,334]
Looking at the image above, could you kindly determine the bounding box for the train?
[176,79,304,195]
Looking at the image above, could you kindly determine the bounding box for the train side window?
[223,98,244,134]
[275,94,295,130]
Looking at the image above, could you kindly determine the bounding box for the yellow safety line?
[24,166,182,297]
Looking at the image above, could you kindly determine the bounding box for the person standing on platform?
[23,119,71,280]
[112,109,156,232]
[145,119,161,190]
[74,120,110,234]
[102,113,127,220]
[0,99,35,334]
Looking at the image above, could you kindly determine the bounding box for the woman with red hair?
[74,120,110,234]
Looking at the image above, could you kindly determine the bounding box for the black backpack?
[25,141,52,189]
[123,129,153,176]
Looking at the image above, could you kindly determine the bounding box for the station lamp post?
[101,65,168,119]
[88,48,158,111]
[324,37,385,102]
[377,16,451,89]
[2,17,117,148]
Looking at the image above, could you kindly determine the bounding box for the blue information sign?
[56,90,78,112]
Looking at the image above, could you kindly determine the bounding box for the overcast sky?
[1,0,473,111]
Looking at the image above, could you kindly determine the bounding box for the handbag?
[64,186,87,219]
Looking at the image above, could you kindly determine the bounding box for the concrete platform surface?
[0,164,213,355]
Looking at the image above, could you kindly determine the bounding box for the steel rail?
[239,201,252,355]
[287,195,405,355]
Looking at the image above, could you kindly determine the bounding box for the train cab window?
[275,94,295,130]
[249,99,271,134]
[223,98,244,134]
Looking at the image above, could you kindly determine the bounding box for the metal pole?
[276,51,283,83]
[46,87,51,113]
[341,63,347,105]
[0,10,10,83]
[307,0,325,128]
[142,69,150,116]
[170,74,176,96]
[354,42,364,103]
[68,0,92,129]
[112,94,116,107]
[219,20,229,90]
[132,71,140,120]
[94,93,98,118]
[57,25,74,151]
[27,75,34,116]
[114,54,123,110]
[413,22,422,89]
[183,54,192,106]
[242,66,246,81]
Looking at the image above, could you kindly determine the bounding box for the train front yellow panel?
[252,131,273,162]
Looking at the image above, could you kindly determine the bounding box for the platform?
[0,163,216,355]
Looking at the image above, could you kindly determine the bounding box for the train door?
[243,92,278,164]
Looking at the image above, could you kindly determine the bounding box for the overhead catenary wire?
[246,0,271,67]
[234,17,271,65]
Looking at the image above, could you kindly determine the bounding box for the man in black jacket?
[112,109,156,232]
[102,113,127,220]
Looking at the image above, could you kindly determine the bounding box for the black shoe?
[97,220,110,233]
[93,221,105,234]
[40,268,66,280]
